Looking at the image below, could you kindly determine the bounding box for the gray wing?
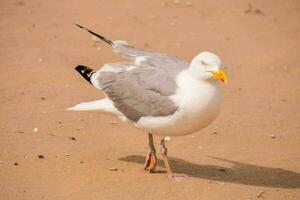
[95,43,188,121]
[95,66,179,122]
[112,41,189,76]
[75,24,189,121]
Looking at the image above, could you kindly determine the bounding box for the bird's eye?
[200,60,209,66]
[197,60,209,66]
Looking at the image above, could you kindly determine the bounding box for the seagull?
[69,24,227,180]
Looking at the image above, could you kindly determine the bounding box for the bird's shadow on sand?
[119,155,300,188]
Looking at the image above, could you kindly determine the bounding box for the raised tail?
[74,24,113,46]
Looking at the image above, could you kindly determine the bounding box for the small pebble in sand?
[41,97,46,100]
[244,4,264,16]
[69,136,76,141]
[38,155,44,159]
[169,21,176,26]
[109,167,118,171]
[17,131,24,133]
[96,47,102,51]
[65,153,71,156]
[80,160,84,164]
[33,128,39,133]
[219,168,226,172]
[255,9,264,15]
[282,65,288,70]
[270,134,276,139]
[150,14,157,20]
[212,132,218,135]
[109,121,118,125]
[14,162,19,166]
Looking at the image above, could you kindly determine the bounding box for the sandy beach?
[0,0,299,199]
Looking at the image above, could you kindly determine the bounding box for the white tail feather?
[67,98,117,112]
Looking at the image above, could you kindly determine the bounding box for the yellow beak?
[212,70,228,84]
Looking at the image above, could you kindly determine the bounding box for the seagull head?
[189,52,227,84]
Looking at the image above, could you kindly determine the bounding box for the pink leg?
[144,133,157,172]
[159,137,188,181]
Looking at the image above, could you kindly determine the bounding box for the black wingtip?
[74,23,113,46]
[75,65,95,84]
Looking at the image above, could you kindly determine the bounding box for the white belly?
[135,71,221,136]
